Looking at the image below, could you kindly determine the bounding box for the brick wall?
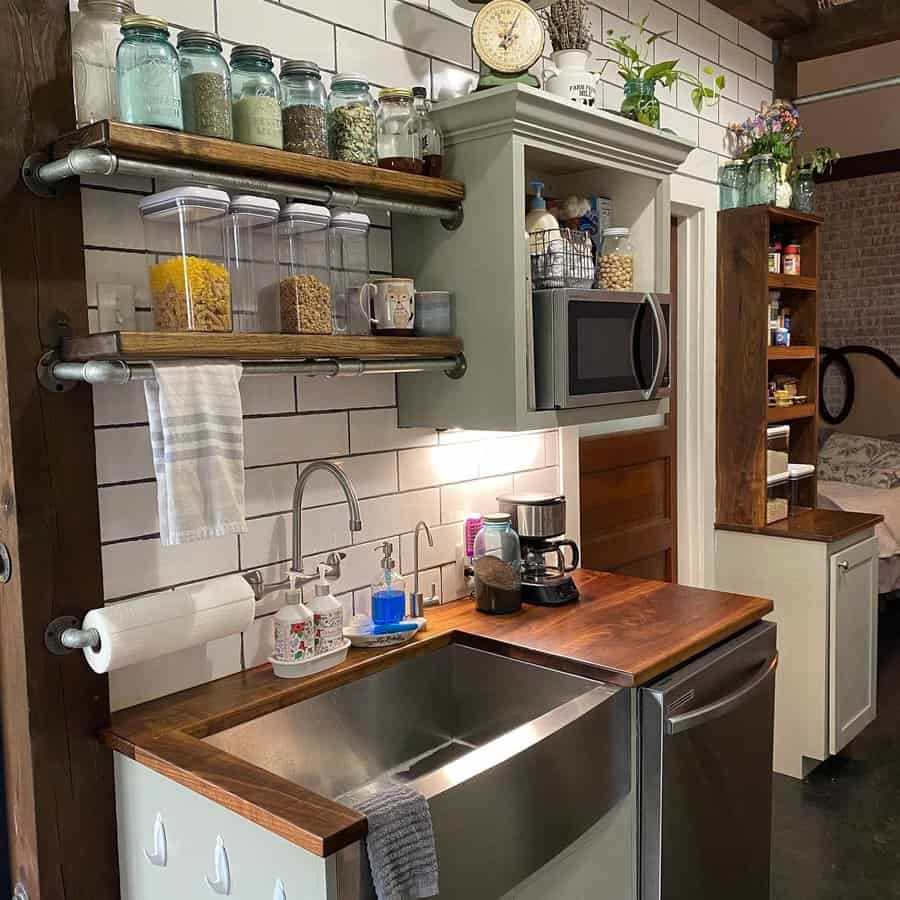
[74,0,774,710]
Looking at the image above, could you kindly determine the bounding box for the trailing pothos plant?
[798,146,840,175]
[598,16,725,127]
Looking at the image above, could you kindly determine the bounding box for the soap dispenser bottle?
[525,180,560,252]
[305,564,344,654]
[273,585,315,663]
[371,541,407,625]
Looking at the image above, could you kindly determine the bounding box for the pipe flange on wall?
[22,153,56,198]
[37,350,77,393]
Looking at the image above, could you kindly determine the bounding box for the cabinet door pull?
[273,879,287,900]
[144,813,167,867]
[205,836,231,895]
[838,560,850,571]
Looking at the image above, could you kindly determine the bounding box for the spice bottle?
[328,74,377,165]
[230,44,283,149]
[783,241,801,276]
[72,0,135,126]
[280,59,329,157]
[272,586,315,663]
[277,203,333,334]
[768,238,782,274]
[376,88,423,174]
[412,86,444,178]
[116,15,182,130]
[178,30,233,140]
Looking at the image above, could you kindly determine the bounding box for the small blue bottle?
[371,541,407,625]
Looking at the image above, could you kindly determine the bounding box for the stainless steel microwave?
[530,289,671,410]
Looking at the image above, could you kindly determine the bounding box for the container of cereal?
[226,195,280,332]
[277,203,333,334]
[598,227,635,290]
[139,186,232,332]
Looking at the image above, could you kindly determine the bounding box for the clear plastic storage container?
[766,472,791,524]
[766,424,790,477]
[329,211,370,334]
[472,513,522,615]
[277,203,332,334]
[788,463,815,508]
[598,227,635,290]
[280,59,328,157]
[139,186,232,332]
[178,30,233,140]
[230,45,283,149]
[328,74,377,165]
[226,195,280,333]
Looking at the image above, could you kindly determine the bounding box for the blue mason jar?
[719,159,747,210]
[116,15,182,130]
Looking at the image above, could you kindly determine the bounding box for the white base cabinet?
[715,528,879,779]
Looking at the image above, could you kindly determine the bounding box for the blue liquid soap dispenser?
[371,541,407,625]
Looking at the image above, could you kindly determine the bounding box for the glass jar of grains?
[598,227,635,290]
[72,0,135,126]
[280,59,329,157]
[177,30,232,140]
[230,45,283,149]
[376,88,422,174]
[116,14,182,130]
[278,203,333,334]
[328,74,377,165]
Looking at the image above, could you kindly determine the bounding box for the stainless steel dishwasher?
[640,621,777,900]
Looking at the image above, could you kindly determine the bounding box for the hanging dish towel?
[144,361,246,546]
[338,784,439,900]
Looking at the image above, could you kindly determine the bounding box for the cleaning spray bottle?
[305,564,344,654]
[272,583,315,663]
[371,541,407,625]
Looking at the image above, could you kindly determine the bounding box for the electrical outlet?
[97,282,137,331]
[454,543,467,597]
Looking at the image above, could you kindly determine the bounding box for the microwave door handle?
[641,292,669,401]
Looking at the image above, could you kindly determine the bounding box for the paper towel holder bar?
[45,616,101,656]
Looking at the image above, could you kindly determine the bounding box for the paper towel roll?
[82,574,255,674]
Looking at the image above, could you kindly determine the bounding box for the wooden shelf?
[51,120,465,205]
[61,331,463,363]
[768,346,817,360]
[767,273,817,291]
[766,402,816,423]
[765,206,824,226]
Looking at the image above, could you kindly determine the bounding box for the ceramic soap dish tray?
[269,639,350,679]
[344,615,423,649]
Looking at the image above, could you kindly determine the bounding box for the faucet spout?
[413,519,434,596]
[292,461,363,574]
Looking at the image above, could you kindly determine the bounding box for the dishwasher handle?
[665,654,777,735]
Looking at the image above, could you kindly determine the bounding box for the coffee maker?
[496,493,580,606]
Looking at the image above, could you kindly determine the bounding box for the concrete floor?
[770,602,900,899]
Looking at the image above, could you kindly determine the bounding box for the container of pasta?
[139,186,232,332]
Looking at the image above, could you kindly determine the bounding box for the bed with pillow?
[818,346,900,594]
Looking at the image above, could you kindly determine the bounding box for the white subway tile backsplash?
[656,0,698,17]
[431,60,479,101]
[398,443,481,491]
[628,0,677,37]
[440,475,514,524]
[369,227,393,273]
[478,433,546,477]
[399,521,460,574]
[281,0,385,38]
[661,103,700,142]
[84,249,150,308]
[698,0,738,42]
[99,482,158,542]
[654,37,697,76]
[95,426,153,484]
[718,37,756,80]
[717,96,755,127]
[699,57,737,102]
[698,117,728,154]
[245,465,297,518]
[243,412,348,466]
[217,0,336,68]
[513,466,561,495]
[136,0,214,29]
[81,189,144,250]
[676,16,718,60]
[429,0,475,25]
[738,22,773,59]
[301,453,398,506]
[303,535,401,595]
[545,432,560,467]
[355,489,440,545]
[738,76,771,112]
[756,57,774,89]
[387,0,473,68]
[240,504,351,569]
[350,408,437,453]
[336,28,430,89]
[241,375,296,416]
[102,534,238,599]
[297,373,395,411]
[92,382,147,427]
[440,560,468,601]
[678,145,719,181]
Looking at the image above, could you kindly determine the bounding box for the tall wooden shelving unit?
[716,205,822,529]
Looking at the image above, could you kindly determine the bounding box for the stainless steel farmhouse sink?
[206,644,629,899]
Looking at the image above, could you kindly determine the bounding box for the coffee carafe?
[496,493,580,606]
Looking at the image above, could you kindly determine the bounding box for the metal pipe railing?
[794,75,900,107]
[48,354,467,385]
[27,148,464,225]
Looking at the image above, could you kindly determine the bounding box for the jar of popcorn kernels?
[598,227,635,291]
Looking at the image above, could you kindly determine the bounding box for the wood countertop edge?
[101,571,774,858]
[716,508,884,542]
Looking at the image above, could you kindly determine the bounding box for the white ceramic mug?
[359,277,416,333]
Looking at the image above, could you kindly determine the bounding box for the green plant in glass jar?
[597,16,724,128]
[791,146,840,214]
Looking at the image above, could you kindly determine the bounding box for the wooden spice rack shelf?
[50,120,466,204]
[61,331,464,363]
[768,346,817,360]
[766,402,816,424]
[767,273,817,291]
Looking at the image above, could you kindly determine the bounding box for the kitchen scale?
[454,0,552,91]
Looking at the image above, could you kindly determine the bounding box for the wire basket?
[529,227,596,290]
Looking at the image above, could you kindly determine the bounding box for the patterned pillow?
[817,460,900,490]
[819,432,900,468]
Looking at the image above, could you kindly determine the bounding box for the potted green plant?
[598,16,724,128]
[792,146,840,213]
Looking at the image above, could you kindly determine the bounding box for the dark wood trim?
[0,2,118,898]
[783,0,900,61]
[773,41,798,102]
[816,148,900,183]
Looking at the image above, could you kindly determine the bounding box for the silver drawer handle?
[838,560,850,571]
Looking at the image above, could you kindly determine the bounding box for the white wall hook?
[273,878,287,900]
[143,813,167,867]
[205,836,231,895]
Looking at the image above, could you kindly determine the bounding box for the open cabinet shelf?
[767,346,817,360]
[766,402,816,423]
[767,274,817,291]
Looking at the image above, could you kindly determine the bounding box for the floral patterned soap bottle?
[273,586,315,663]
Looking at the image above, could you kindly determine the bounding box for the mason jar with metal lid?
[281,59,328,157]
[748,153,778,207]
[178,30,232,140]
[328,74,377,165]
[719,159,747,210]
[230,44,283,149]
[376,88,423,174]
[116,14,182,130]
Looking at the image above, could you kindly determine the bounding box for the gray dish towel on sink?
[339,784,439,900]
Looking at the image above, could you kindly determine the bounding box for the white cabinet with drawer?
[715,526,880,779]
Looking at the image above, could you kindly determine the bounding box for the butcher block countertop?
[103,568,772,857]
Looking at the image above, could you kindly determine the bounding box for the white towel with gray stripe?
[339,784,439,900]
[144,361,246,546]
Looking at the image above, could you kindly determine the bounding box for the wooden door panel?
[581,460,669,532]
[612,553,670,581]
